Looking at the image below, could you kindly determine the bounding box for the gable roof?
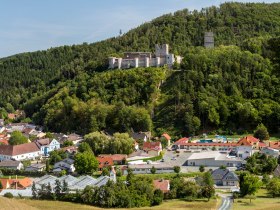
[97,156,114,169]
[143,142,161,151]
[161,133,171,141]
[269,141,280,149]
[174,137,189,145]
[130,132,147,140]
[0,160,22,167]
[237,136,259,146]
[98,154,127,162]
[35,138,51,146]
[211,169,239,182]
[153,179,170,193]
[0,142,40,156]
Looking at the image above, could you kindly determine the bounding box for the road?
[218,195,232,210]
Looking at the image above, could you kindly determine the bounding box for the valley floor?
[0,198,217,210]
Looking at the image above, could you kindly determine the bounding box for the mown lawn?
[0,197,218,210]
[233,189,280,210]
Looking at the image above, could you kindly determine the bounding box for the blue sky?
[0,0,278,58]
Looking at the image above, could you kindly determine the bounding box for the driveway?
[218,194,232,210]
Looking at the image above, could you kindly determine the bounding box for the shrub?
[4,192,13,198]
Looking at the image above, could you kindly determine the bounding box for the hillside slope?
[0,2,280,136]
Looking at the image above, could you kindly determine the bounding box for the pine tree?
[31,181,37,199]
[54,179,62,198]
[62,180,69,194]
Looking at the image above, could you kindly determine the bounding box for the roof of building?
[174,142,237,147]
[0,142,40,156]
[143,142,161,151]
[35,138,51,146]
[258,142,267,148]
[130,132,147,140]
[97,156,114,169]
[67,133,83,141]
[187,151,243,162]
[187,151,221,160]
[26,163,45,169]
[212,169,239,182]
[0,160,22,167]
[174,137,189,145]
[60,146,78,153]
[128,163,173,170]
[161,133,171,141]
[269,141,280,149]
[98,154,127,162]
[153,179,170,193]
[237,136,259,146]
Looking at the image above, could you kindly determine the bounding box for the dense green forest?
[0,2,280,136]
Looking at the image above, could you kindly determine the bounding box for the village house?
[143,142,162,156]
[211,168,239,186]
[98,154,127,165]
[260,147,279,158]
[268,141,280,150]
[34,138,60,156]
[25,163,46,172]
[60,146,78,156]
[130,131,151,143]
[96,156,114,171]
[0,177,32,190]
[153,179,170,193]
[0,142,41,161]
[236,136,261,149]
[53,158,75,173]
[161,133,171,147]
[0,160,24,170]
[61,133,83,145]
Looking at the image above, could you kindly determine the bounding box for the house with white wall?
[35,138,60,156]
[0,142,41,161]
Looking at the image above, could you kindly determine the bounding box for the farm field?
[0,197,217,210]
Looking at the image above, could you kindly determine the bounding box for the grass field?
[233,189,280,210]
[0,197,218,210]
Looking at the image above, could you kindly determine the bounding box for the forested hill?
[0,2,280,136]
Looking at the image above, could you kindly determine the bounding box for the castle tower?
[155,44,169,57]
[108,57,116,69]
[204,32,214,48]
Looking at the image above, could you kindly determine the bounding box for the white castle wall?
[108,44,182,69]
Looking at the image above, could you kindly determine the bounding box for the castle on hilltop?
[108,44,182,69]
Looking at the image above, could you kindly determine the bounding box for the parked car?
[160,158,165,162]
[171,157,176,160]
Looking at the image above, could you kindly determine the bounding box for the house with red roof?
[98,154,127,165]
[153,179,170,193]
[97,156,114,171]
[143,142,162,156]
[161,133,171,147]
[0,177,32,190]
[236,136,260,149]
